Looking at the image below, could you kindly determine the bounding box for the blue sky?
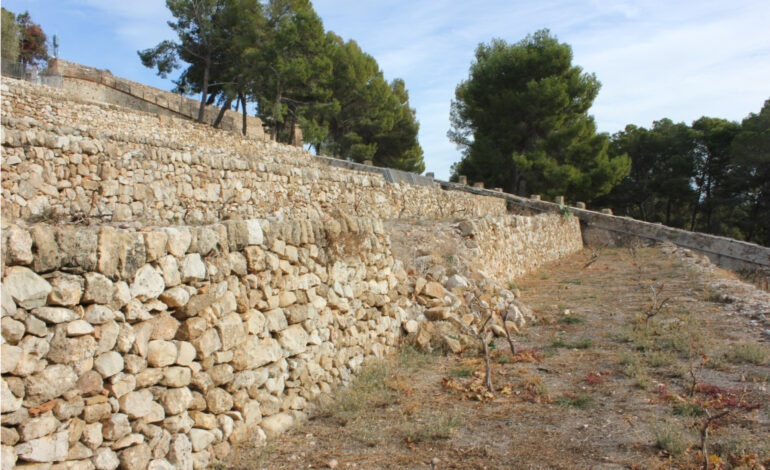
[4,0,770,179]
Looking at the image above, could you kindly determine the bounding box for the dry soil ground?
[225,247,770,470]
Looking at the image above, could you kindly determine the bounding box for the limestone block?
[161,367,192,388]
[56,226,98,273]
[189,412,217,430]
[151,313,180,341]
[25,315,48,337]
[97,228,146,281]
[24,365,78,406]
[1,317,25,343]
[94,352,124,378]
[181,254,206,282]
[166,434,192,470]
[102,414,131,441]
[96,321,120,355]
[3,266,52,309]
[84,305,115,325]
[92,447,119,470]
[158,256,181,288]
[19,416,60,442]
[106,373,135,399]
[174,341,196,366]
[77,370,103,396]
[159,287,189,308]
[82,273,114,305]
[67,442,93,461]
[231,336,280,371]
[423,281,447,299]
[277,324,309,356]
[143,232,168,262]
[216,313,245,351]
[82,403,111,423]
[160,387,193,415]
[147,340,178,367]
[260,413,293,438]
[1,379,22,413]
[131,265,165,301]
[31,307,77,324]
[31,224,62,272]
[81,423,102,450]
[162,228,191,257]
[6,225,33,264]
[191,329,220,359]
[15,430,69,463]
[1,344,22,373]
[48,273,84,306]
[205,388,233,414]
[117,443,150,470]
[118,389,155,419]
[67,320,95,336]
[111,433,144,451]
[264,308,287,333]
[148,459,174,470]
[188,429,215,453]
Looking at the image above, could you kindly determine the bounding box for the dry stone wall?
[0,212,584,470]
[0,74,586,470]
[460,215,583,284]
[46,60,264,139]
[1,78,506,225]
[1,216,409,469]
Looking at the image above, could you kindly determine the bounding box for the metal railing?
[1,59,62,88]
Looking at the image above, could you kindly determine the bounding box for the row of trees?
[140,0,424,172]
[448,30,768,246]
[1,8,49,69]
[594,101,770,246]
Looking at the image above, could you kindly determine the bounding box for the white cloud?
[71,0,173,46]
[316,0,770,179]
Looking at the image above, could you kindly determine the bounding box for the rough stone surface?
[94,352,124,378]
[118,390,154,419]
[117,443,150,470]
[146,341,177,368]
[130,265,165,301]
[16,430,69,462]
[4,267,53,309]
[0,76,595,469]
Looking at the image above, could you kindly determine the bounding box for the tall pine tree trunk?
[197,56,211,123]
[240,92,247,135]
[212,97,233,128]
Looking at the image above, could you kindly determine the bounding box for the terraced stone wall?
[1,78,507,226]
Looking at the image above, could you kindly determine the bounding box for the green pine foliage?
[139,0,424,172]
[448,30,630,201]
[1,8,20,64]
[595,99,770,246]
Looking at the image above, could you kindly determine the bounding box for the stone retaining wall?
[437,182,770,271]
[0,73,589,470]
[1,216,408,469]
[461,215,583,284]
[0,78,507,225]
[0,212,584,470]
[46,60,264,139]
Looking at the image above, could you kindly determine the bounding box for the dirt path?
[226,247,770,470]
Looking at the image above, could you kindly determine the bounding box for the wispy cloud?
[316,0,770,179]
[5,0,768,179]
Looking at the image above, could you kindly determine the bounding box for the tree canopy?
[301,33,424,172]
[139,0,425,172]
[594,98,770,246]
[1,9,48,68]
[449,30,629,200]
[1,8,20,63]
